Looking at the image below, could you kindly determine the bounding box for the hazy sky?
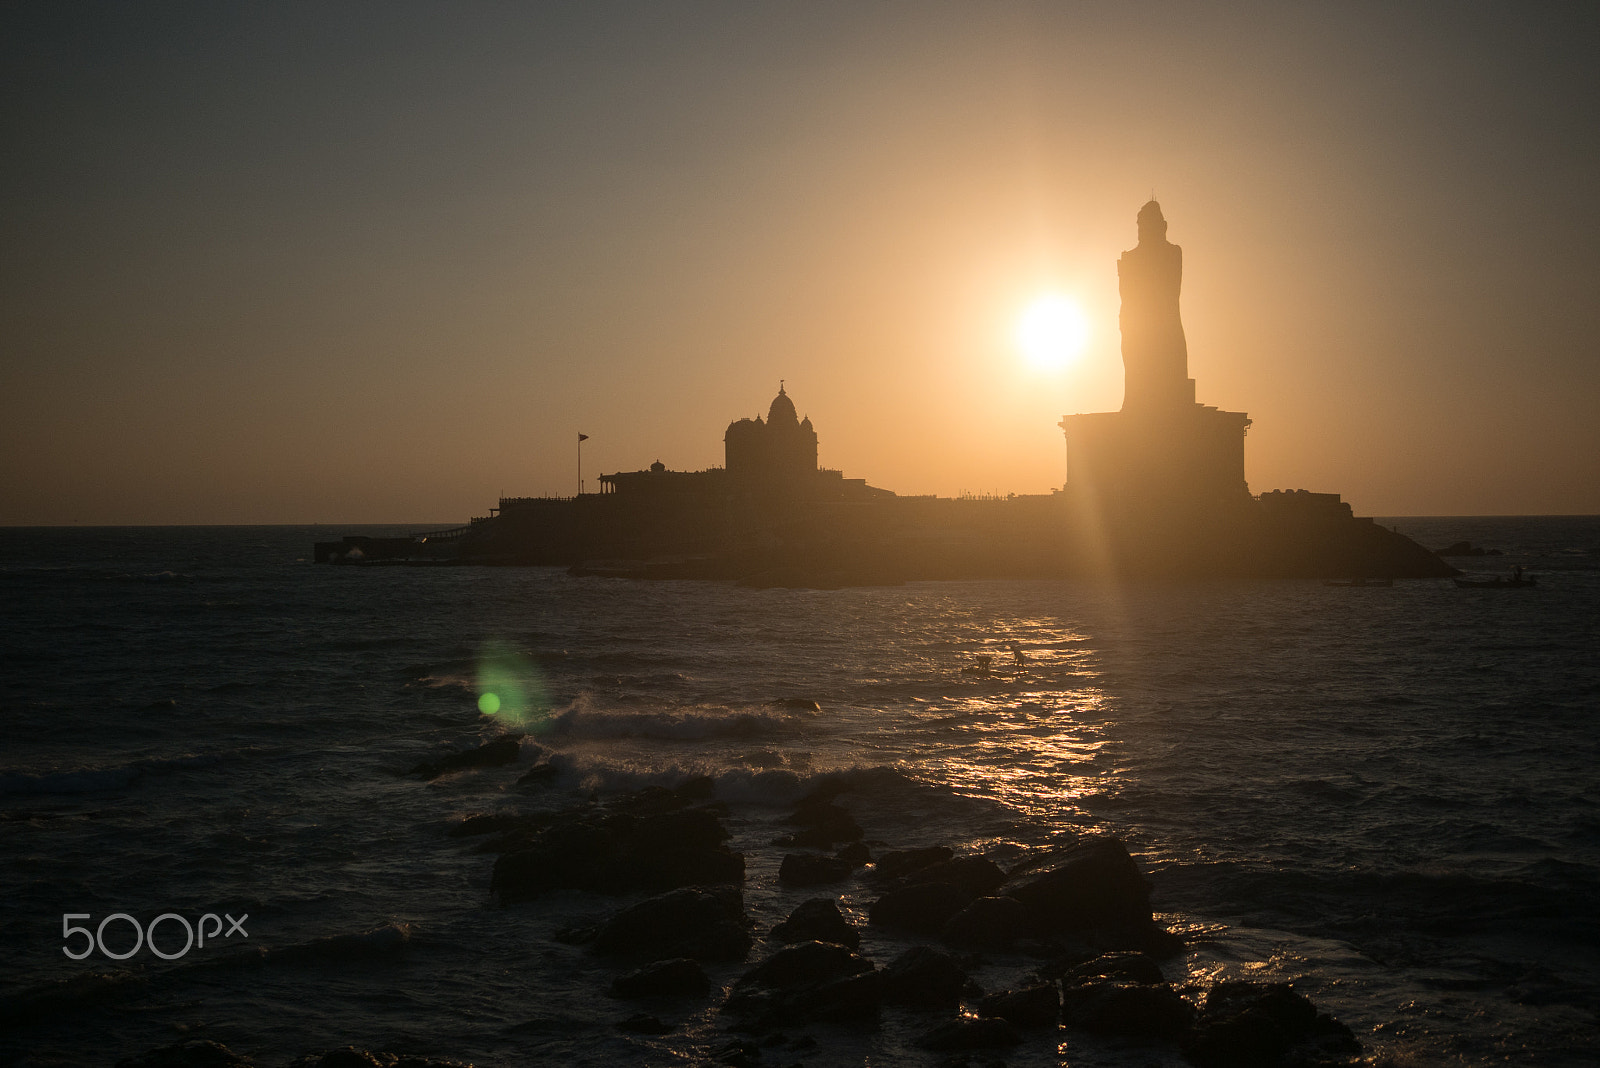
[4,2,1597,524]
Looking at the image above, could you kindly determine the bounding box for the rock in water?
[409,735,526,779]
[722,942,882,1029]
[1182,981,1360,1068]
[591,886,751,962]
[913,1018,1022,1050]
[881,945,966,1010]
[940,895,1034,950]
[116,1043,254,1068]
[770,897,861,949]
[1002,837,1152,932]
[609,957,711,998]
[1060,980,1194,1038]
[976,984,1061,1028]
[869,882,970,934]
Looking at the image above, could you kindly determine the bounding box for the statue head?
[1137,200,1168,245]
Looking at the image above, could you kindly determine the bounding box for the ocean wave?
[528,752,956,810]
[0,752,225,797]
[543,695,812,741]
[0,969,146,1025]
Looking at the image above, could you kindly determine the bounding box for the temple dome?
[767,385,797,425]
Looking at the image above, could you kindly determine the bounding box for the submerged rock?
[609,957,711,998]
[1060,979,1193,1038]
[872,846,953,882]
[770,897,861,949]
[1050,950,1166,986]
[1181,981,1359,1068]
[116,1042,253,1068]
[913,1017,1022,1050]
[881,945,966,1010]
[723,941,882,1029]
[409,734,526,780]
[976,984,1061,1028]
[869,881,969,934]
[592,886,750,963]
[615,1013,674,1034]
[776,798,862,847]
[778,852,852,886]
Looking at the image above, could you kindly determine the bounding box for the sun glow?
[1016,294,1090,371]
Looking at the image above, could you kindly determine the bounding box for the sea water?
[1,517,1596,1066]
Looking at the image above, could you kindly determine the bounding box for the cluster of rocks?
[464,781,1361,1066]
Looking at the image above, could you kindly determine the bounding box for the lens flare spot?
[475,639,550,731]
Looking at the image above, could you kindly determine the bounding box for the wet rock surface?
[608,957,711,998]
[591,886,751,962]
[770,897,860,949]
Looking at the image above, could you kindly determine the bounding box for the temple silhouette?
[316,202,1450,583]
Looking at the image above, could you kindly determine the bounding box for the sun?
[1015,294,1090,371]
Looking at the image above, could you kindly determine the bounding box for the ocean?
[1,517,1596,1067]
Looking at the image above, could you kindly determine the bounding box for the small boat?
[1453,575,1537,589]
[1323,578,1393,587]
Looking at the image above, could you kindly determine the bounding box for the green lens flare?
[475,639,549,731]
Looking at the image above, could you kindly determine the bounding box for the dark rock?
[592,887,750,962]
[873,846,953,882]
[881,945,966,1010]
[913,1018,1022,1050]
[908,856,1006,898]
[514,763,559,787]
[791,970,884,1025]
[976,984,1060,1028]
[941,895,1034,950]
[1183,981,1359,1068]
[836,841,872,867]
[711,1039,762,1067]
[784,800,862,843]
[1002,837,1152,933]
[778,853,853,887]
[616,1013,673,1034]
[410,734,525,779]
[116,1042,254,1068]
[723,943,882,1029]
[738,941,873,989]
[1060,980,1193,1038]
[490,802,744,901]
[609,957,711,998]
[870,881,969,933]
[771,898,860,949]
[1049,950,1165,986]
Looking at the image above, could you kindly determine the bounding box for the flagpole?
[577,433,588,496]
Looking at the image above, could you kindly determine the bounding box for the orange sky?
[3,4,1597,524]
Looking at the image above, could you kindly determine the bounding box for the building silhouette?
[1061,200,1253,516]
[316,200,1451,582]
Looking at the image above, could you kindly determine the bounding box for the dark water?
[1,518,1596,1066]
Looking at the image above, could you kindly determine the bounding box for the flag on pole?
[578,433,589,441]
